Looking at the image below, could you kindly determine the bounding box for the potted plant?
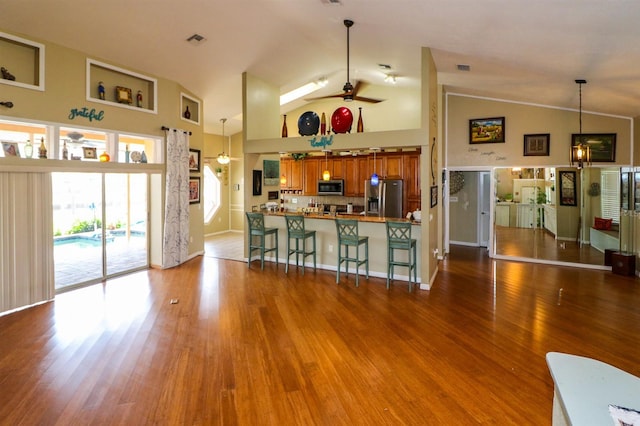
[215,167,223,177]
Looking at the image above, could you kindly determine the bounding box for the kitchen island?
[259,212,423,287]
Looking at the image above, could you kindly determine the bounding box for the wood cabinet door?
[406,154,421,199]
[356,157,370,197]
[303,158,319,195]
[344,158,358,196]
[384,155,403,178]
[280,159,290,189]
[330,158,345,180]
[290,159,303,191]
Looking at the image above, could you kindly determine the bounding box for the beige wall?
[446,95,632,168]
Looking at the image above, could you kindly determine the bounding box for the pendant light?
[217,118,230,165]
[370,147,379,186]
[570,79,590,169]
[322,149,331,181]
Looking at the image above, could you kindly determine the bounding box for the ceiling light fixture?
[570,79,590,169]
[279,78,328,105]
[384,74,397,84]
[342,19,354,101]
[217,118,230,165]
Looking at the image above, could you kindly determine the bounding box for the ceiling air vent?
[457,64,471,71]
[321,0,343,5]
[186,34,207,46]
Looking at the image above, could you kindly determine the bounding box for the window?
[203,163,221,223]
[601,170,620,224]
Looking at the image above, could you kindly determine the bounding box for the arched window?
[203,163,221,223]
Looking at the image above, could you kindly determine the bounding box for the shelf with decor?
[86,59,157,114]
[180,93,200,125]
[0,31,45,91]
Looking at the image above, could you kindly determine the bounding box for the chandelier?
[570,79,590,169]
[217,118,230,165]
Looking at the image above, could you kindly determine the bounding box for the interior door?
[479,171,491,247]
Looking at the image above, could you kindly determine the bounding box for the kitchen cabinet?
[303,158,320,195]
[280,158,302,192]
[405,153,421,214]
[356,157,370,197]
[384,155,403,178]
[329,158,345,180]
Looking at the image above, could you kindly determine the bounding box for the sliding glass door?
[52,172,148,290]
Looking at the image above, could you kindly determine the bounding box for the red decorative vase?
[331,107,353,134]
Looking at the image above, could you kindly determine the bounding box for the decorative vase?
[140,151,147,163]
[99,151,110,162]
[184,106,191,119]
[125,144,130,163]
[357,107,364,133]
[62,141,68,160]
[24,139,33,158]
[38,137,47,159]
[320,112,327,135]
[281,114,288,138]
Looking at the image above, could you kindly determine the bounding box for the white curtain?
[163,129,190,268]
[0,172,54,314]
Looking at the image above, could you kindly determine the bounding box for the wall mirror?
[492,166,622,267]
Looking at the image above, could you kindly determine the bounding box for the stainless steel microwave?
[317,179,344,195]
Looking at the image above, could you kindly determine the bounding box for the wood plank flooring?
[1,246,639,425]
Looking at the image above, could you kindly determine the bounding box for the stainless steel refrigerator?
[364,179,403,218]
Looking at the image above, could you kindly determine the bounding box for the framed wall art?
[189,177,200,204]
[2,142,19,157]
[263,160,280,186]
[571,133,616,162]
[252,170,262,196]
[115,86,132,104]
[82,147,97,159]
[188,148,200,172]
[469,117,505,144]
[559,171,577,206]
[523,133,550,156]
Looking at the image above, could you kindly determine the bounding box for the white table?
[546,352,640,425]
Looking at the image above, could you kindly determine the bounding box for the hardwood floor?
[1,246,639,425]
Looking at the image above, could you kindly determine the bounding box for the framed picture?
[523,133,550,156]
[430,185,438,208]
[263,160,280,186]
[82,147,97,159]
[559,171,577,206]
[621,172,631,211]
[189,177,200,204]
[115,86,132,104]
[252,170,262,196]
[571,133,616,162]
[188,148,200,172]
[2,142,20,157]
[469,117,505,144]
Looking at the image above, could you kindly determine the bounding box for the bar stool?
[386,220,417,291]
[245,212,278,270]
[284,214,316,274]
[335,218,369,286]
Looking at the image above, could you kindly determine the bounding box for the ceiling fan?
[306,19,384,104]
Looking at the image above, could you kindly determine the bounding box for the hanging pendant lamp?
[370,147,379,186]
[322,149,331,181]
[217,118,230,165]
[570,79,590,169]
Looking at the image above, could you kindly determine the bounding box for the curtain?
[0,172,54,314]
[163,129,190,268]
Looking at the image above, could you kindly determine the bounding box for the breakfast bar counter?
[261,212,423,286]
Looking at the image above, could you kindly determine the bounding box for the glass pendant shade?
[371,172,379,186]
[280,174,287,185]
[322,169,331,181]
[217,153,230,165]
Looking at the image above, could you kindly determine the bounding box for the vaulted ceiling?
[3,1,640,135]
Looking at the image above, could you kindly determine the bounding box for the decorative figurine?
[1,67,16,81]
[137,90,143,108]
[62,141,68,160]
[38,137,47,159]
[98,81,105,100]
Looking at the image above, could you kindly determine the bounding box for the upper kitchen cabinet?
[0,31,45,91]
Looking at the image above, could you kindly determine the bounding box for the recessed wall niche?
[0,31,45,91]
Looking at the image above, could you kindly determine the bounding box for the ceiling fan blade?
[304,93,345,102]
[353,95,384,104]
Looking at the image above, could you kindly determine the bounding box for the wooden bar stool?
[284,214,316,274]
[386,220,417,291]
[245,212,278,270]
[335,218,369,286]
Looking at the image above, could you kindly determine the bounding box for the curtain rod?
[161,126,192,135]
